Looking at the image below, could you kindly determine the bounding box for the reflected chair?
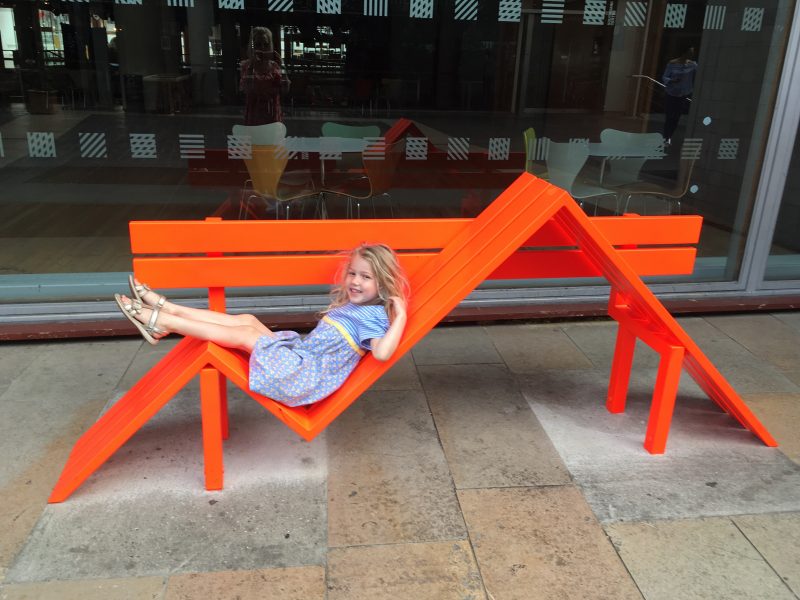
[232,122,286,145]
[598,129,665,186]
[239,144,318,220]
[321,137,406,218]
[545,141,620,214]
[617,158,696,215]
[523,127,548,177]
[321,122,381,139]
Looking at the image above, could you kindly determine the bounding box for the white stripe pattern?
[681,138,703,160]
[664,3,687,28]
[488,138,511,161]
[130,133,157,159]
[167,0,195,6]
[227,135,252,160]
[718,138,739,159]
[623,1,647,26]
[447,137,470,160]
[410,0,434,18]
[79,132,107,158]
[364,0,387,15]
[179,134,205,159]
[319,137,343,161]
[455,0,478,20]
[115,0,142,4]
[498,0,521,22]
[541,0,565,23]
[703,5,726,29]
[269,0,294,10]
[607,8,616,24]
[583,0,606,25]
[318,0,341,14]
[218,0,244,8]
[27,132,56,158]
[363,137,387,160]
[532,137,550,160]
[276,139,299,161]
[742,7,764,31]
[406,137,428,160]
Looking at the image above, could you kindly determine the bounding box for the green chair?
[523,127,548,177]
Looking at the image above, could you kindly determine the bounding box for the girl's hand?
[389,296,407,320]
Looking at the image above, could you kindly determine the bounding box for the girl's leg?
[133,278,269,330]
[121,295,270,353]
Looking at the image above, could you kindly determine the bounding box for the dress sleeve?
[357,307,390,349]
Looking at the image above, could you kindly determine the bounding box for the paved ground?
[1,312,799,600]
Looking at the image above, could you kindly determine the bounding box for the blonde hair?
[323,243,409,321]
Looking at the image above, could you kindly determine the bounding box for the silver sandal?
[115,293,166,345]
[128,274,166,309]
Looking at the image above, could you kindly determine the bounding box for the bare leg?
[133,278,269,329]
[120,295,271,353]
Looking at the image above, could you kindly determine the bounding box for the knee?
[237,313,262,328]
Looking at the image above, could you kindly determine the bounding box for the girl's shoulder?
[333,302,388,318]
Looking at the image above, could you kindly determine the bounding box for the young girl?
[115,244,409,408]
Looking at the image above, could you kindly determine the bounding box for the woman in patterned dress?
[114,244,409,407]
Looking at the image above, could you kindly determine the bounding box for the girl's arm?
[370,297,408,362]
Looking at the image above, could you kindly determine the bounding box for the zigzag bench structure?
[49,173,777,503]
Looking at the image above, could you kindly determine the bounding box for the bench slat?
[133,247,696,289]
[129,215,702,254]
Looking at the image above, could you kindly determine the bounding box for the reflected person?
[240,26,289,125]
[662,47,697,146]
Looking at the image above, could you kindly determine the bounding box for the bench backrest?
[130,215,702,304]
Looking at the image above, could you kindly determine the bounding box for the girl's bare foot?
[129,276,170,311]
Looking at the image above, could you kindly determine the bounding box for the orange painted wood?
[200,368,225,490]
[49,173,774,503]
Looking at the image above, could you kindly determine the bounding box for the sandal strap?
[146,305,162,333]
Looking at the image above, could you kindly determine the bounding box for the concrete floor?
[1,313,799,599]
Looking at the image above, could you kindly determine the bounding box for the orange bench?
[49,173,776,502]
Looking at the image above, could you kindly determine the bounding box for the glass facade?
[0,0,798,314]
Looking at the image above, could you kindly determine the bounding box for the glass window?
[0,0,796,303]
[765,120,800,280]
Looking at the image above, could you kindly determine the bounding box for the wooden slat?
[133,247,697,289]
[129,215,702,254]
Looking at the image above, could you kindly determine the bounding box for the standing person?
[240,26,288,125]
[115,244,409,408]
[662,47,697,146]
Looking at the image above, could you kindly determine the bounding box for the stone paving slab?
[368,353,422,391]
[419,364,571,488]
[458,486,642,600]
[518,368,800,522]
[327,390,465,548]
[327,541,483,600]
[0,576,164,600]
[411,326,503,366]
[605,517,797,600]
[732,513,800,597]
[742,393,800,464]
[163,566,326,600]
[5,387,327,582]
[560,319,663,370]
[486,324,594,372]
[708,314,800,372]
[772,311,800,333]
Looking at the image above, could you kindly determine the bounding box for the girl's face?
[345,254,379,305]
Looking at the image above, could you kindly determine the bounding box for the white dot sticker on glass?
[690,184,699,193]
[703,117,712,126]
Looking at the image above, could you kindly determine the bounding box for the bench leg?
[200,367,225,490]
[607,324,636,414]
[644,345,685,454]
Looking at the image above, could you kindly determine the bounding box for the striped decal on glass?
[218,0,244,8]
[130,133,157,159]
[541,0,565,23]
[569,137,589,145]
[0,133,4,158]
[455,0,478,20]
[79,132,107,158]
[227,135,252,160]
[718,138,739,159]
[488,138,511,161]
[319,137,343,160]
[681,138,703,160]
[742,7,764,31]
[410,0,434,18]
[664,3,687,28]
[498,0,521,22]
[447,137,470,160]
[607,8,616,24]
[364,0,387,16]
[269,0,293,10]
[583,0,606,25]
[531,137,550,160]
[27,132,56,158]
[623,1,647,27]
[167,0,195,6]
[318,0,341,14]
[703,5,726,29]
[115,0,142,4]
[179,134,205,159]
[406,137,428,160]
[363,137,386,160]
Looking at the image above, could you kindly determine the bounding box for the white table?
[587,142,666,183]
